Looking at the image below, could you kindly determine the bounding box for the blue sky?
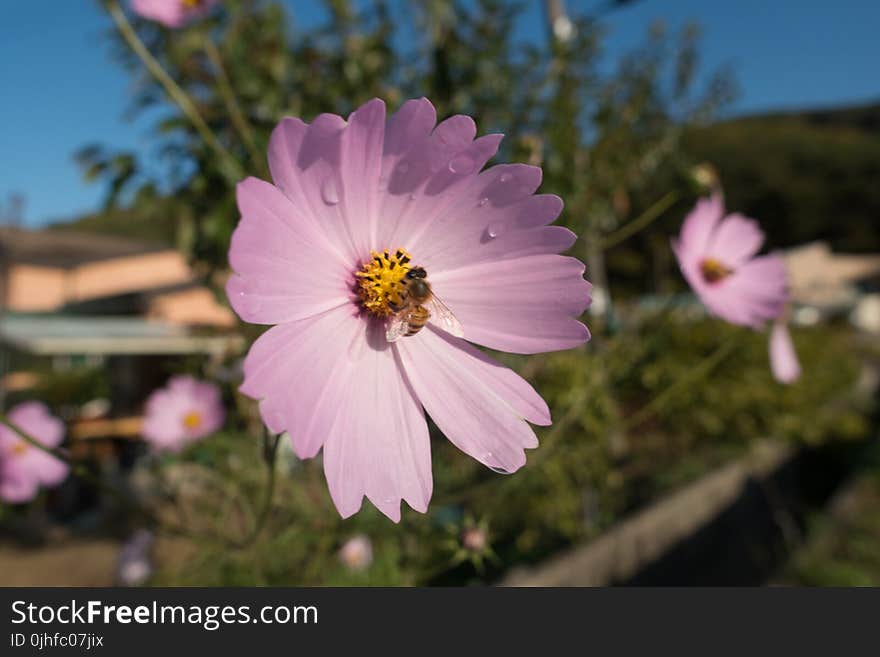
[1,0,878,227]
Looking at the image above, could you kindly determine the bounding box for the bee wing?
[385,311,411,343]
[426,293,464,338]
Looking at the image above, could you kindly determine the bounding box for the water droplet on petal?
[477,197,489,207]
[485,222,504,239]
[321,177,340,205]
[499,173,512,183]
[449,153,475,174]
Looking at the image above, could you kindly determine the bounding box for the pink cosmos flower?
[0,402,69,504]
[131,0,217,29]
[673,194,800,383]
[142,375,225,452]
[227,97,591,521]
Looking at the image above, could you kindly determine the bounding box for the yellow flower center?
[182,411,203,431]
[10,442,28,457]
[355,248,413,317]
[182,0,205,8]
[700,258,733,284]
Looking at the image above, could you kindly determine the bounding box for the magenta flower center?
[699,257,733,284]
[355,248,416,318]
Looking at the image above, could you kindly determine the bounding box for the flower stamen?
[182,411,203,431]
[10,443,28,457]
[355,248,413,317]
[700,258,733,284]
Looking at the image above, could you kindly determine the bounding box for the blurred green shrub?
[151,315,871,585]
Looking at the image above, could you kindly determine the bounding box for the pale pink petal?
[227,178,351,325]
[407,163,541,259]
[266,114,368,264]
[0,469,39,504]
[339,99,386,254]
[769,321,801,384]
[8,402,64,448]
[708,213,765,268]
[30,451,70,487]
[430,254,591,353]
[703,254,788,328]
[322,327,432,522]
[398,327,547,474]
[382,113,503,248]
[241,304,363,459]
[131,0,215,28]
[675,193,724,267]
[420,194,572,272]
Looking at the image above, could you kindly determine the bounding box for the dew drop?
[477,197,489,207]
[485,221,504,239]
[499,173,512,183]
[448,153,475,174]
[321,177,340,205]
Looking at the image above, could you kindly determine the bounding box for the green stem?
[622,333,739,431]
[104,0,244,182]
[230,432,280,549]
[202,37,265,175]
[600,190,680,251]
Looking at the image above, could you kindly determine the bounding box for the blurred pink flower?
[228,97,591,521]
[0,402,69,504]
[339,534,373,572]
[142,375,225,452]
[673,194,800,383]
[769,321,801,384]
[131,0,217,28]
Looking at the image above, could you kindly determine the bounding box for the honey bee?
[386,266,464,342]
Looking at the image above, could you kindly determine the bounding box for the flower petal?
[267,113,369,264]
[429,254,592,353]
[227,177,352,325]
[703,254,788,328]
[708,213,765,268]
[675,193,724,267]
[382,119,503,249]
[322,324,432,522]
[769,321,801,384]
[241,304,363,459]
[398,327,549,475]
[339,99,386,253]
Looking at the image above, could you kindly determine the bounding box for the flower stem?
[104,0,244,182]
[230,431,280,548]
[202,36,266,176]
[600,190,680,251]
[622,333,740,431]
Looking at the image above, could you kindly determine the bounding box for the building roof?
[0,314,241,356]
[0,226,169,269]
